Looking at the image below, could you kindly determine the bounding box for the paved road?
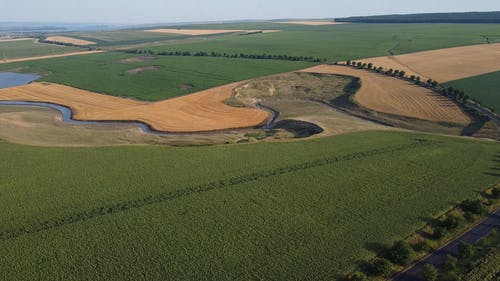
[391,208,500,281]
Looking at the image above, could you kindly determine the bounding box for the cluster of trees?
[124,49,327,62]
[335,11,500,24]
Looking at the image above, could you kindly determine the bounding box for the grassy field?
[0,52,313,101]
[0,131,498,280]
[60,30,191,47]
[444,71,500,112]
[140,24,500,61]
[0,39,80,59]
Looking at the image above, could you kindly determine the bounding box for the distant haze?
[1,0,500,24]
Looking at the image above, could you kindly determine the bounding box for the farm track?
[0,139,439,241]
[0,50,105,64]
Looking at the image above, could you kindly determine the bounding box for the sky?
[1,0,500,24]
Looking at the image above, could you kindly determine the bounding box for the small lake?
[0,72,40,89]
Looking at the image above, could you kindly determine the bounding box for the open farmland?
[301,65,472,124]
[280,20,341,25]
[0,82,269,132]
[146,29,280,35]
[0,52,313,101]
[444,70,500,112]
[0,38,80,60]
[358,43,500,82]
[0,131,498,280]
[45,36,96,45]
[141,24,500,61]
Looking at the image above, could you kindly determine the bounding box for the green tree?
[422,264,439,281]
[458,241,474,259]
[367,63,373,69]
[461,199,486,215]
[386,241,414,266]
[350,271,368,281]
[491,187,500,199]
[443,254,457,272]
[441,215,462,230]
[369,258,392,276]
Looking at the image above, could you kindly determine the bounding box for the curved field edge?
[0,131,498,280]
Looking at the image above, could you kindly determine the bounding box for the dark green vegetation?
[140,24,500,61]
[336,11,500,24]
[0,39,79,59]
[0,131,498,280]
[455,230,500,281]
[0,52,312,101]
[444,71,500,112]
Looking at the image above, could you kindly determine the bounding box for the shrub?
[349,271,368,281]
[463,211,475,223]
[441,215,462,230]
[433,226,447,240]
[461,199,486,215]
[458,241,474,259]
[491,187,500,199]
[439,271,460,281]
[422,264,439,281]
[369,258,392,276]
[443,254,458,272]
[386,240,414,266]
[413,240,432,252]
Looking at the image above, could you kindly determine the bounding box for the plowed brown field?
[145,29,280,35]
[45,36,96,46]
[0,82,269,132]
[358,43,500,82]
[301,65,471,124]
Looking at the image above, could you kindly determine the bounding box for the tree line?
[335,11,500,24]
[123,49,327,62]
[344,60,485,109]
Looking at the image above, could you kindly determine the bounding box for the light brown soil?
[119,56,155,63]
[281,20,343,26]
[301,65,471,124]
[126,66,160,74]
[145,29,280,35]
[0,82,269,132]
[0,38,33,42]
[45,36,96,46]
[0,50,105,64]
[358,43,500,82]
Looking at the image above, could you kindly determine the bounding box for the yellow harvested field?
[145,29,280,35]
[281,20,342,25]
[0,50,105,64]
[301,65,471,124]
[45,36,96,46]
[358,43,500,82]
[0,82,270,132]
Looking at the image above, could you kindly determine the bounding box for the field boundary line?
[0,140,439,241]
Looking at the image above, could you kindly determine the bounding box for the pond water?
[0,72,40,89]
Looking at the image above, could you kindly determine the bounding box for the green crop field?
[0,131,498,280]
[444,71,500,112]
[0,52,312,101]
[0,39,80,59]
[140,24,500,61]
[61,30,190,47]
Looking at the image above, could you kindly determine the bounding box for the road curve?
[391,208,500,281]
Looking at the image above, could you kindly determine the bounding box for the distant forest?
[336,11,500,24]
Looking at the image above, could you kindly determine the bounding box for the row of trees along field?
[335,11,500,23]
[124,49,327,62]
[344,186,500,281]
[344,60,488,109]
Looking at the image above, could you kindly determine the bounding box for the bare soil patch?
[301,65,471,124]
[0,50,105,64]
[180,84,194,90]
[145,29,280,35]
[126,66,160,74]
[358,43,500,82]
[0,82,269,132]
[0,38,33,42]
[119,56,155,64]
[45,36,95,46]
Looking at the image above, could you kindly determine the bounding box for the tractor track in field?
[0,139,439,241]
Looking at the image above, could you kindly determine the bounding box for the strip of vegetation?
[0,139,437,241]
[342,185,500,281]
[336,11,500,24]
[123,48,327,62]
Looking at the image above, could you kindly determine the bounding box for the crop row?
[0,139,438,241]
